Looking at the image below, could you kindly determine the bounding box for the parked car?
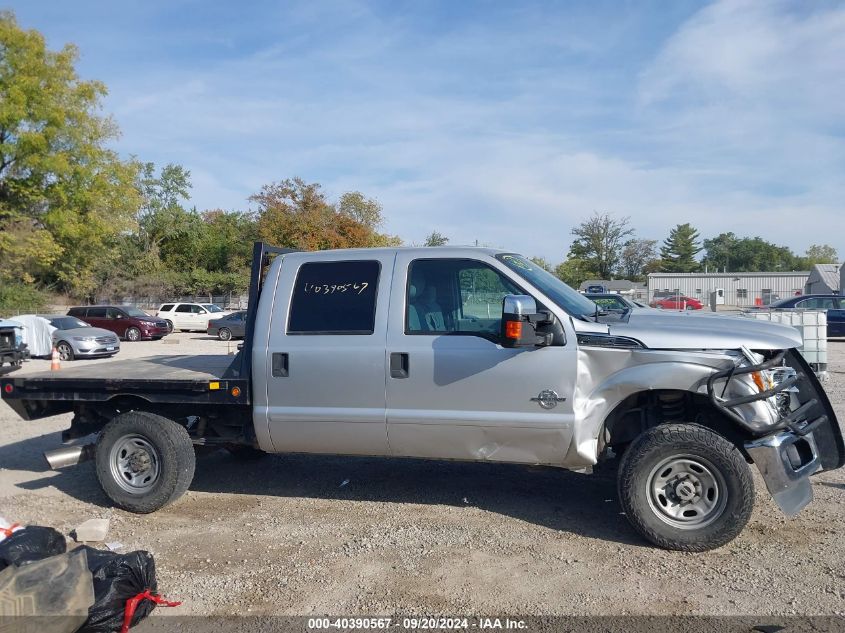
[3,243,842,553]
[761,294,845,338]
[67,306,169,342]
[45,315,120,361]
[0,319,28,374]
[584,293,643,311]
[650,295,703,310]
[207,311,247,340]
[156,303,230,332]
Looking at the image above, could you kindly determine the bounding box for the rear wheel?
[95,411,195,513]
[56,341,74,361]
[618,423,753,551]
[218,327,232,341]
[125,327,141,342]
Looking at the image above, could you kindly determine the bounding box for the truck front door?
[262,253,394,455]
[385,254,577,465]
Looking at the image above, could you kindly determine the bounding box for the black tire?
[95,411,196,513]
[218,328,232,341]
[56,341,74,361]
[617,423,753,552]
[125,327,141,342]
[165,320,173,332]
[225,444,266,461]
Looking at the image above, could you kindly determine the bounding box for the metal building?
[647,272,810,308]
[804,263,841,294]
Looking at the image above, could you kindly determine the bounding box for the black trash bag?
[79,546,179,633]
[0,525,67,571]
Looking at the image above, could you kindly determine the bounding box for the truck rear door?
[261,252,394,455]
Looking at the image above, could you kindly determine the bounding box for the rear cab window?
[288,261,380,334]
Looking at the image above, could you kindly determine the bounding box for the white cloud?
[42,0,844,262]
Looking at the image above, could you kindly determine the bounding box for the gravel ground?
[2,332,845,618]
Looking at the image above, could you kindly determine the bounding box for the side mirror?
[501,295,553,348]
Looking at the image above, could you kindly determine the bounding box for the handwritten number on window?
[302,281,369,296]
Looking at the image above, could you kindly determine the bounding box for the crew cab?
[2,244,842,551]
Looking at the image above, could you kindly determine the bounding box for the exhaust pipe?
[44,444,96,470]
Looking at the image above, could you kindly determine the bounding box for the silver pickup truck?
[2,243,842,551]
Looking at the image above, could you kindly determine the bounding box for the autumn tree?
[252,177,395,250]
[0,11,140,293]
[568,212,634,279]
[660,223,702,272]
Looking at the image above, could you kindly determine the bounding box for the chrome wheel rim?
[165,320,173,332]
[109,434,161,494]
[219,328,231,341]
[646,454,727,529]
[57,344,73,361]
[127,328,140,341]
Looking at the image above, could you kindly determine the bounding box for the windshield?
[49,317,90,330]
[203,304,224,313]
[123,307,149,317]
[496,254,598,317]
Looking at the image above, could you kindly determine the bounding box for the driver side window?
[405,259,522,336]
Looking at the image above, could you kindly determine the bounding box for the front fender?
[567,348,735,465]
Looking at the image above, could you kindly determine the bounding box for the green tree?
[554,257,596,288]
[568,212,633,279]
[0,12,140,294]
[618,238,658,281]
[659,223,702,272]
[529,256,551,271]
[803,244,838,266]
[424,231,449,247]
[701,233,799,272]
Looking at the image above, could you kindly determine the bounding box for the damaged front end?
[707,348,844,516]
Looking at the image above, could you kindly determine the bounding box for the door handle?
[272,352,289,377]
[390,352,409,378]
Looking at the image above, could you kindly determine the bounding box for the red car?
[67,305,170,341]
[650,295,703,310]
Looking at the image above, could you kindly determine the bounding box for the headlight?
[73,336,96,342]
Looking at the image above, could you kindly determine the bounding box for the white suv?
[156,303,231,332]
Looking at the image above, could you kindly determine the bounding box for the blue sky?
[10,0,845,262]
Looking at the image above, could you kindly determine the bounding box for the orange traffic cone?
[50,347,61,371]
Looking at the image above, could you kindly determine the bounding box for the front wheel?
[218,328,232,341]
[95,411,196,513]
[125,327,141,342]
[165,320,173,332]
[617,423,753,551]
[56,341,74,361]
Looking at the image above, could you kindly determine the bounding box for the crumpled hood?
[602,310,803,350]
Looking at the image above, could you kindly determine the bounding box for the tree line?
[548,213,837,287]
[0,13,837,311]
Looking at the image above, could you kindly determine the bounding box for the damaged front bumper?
[708,349,844,516]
